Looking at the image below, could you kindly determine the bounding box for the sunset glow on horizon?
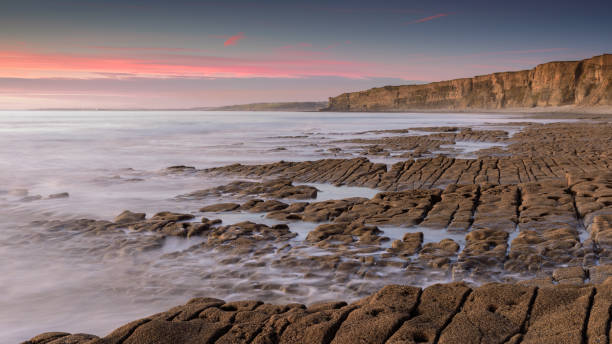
[1,0,610,109]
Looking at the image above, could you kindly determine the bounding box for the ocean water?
[0,111,571,342]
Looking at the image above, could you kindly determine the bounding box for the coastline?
[13,114,612,343]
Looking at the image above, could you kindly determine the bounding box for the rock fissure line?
[472,160,484,184]
[433,288,473,344]
[582,288,597,344]
[605,303,612,344]
[511,287,539,344]
[454,159,475,184]
[209,323,235,344]
[426,158,456,189]
[322,306,358,344]
[383,288,424,344]
[467,185,482,231]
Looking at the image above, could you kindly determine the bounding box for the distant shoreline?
[9,105,611,117]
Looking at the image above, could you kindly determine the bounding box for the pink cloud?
[89,46,211,53]
[407,13,451,24]
[0,49,380,79]
[224,33,245,46]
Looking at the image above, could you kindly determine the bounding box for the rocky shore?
[24,278,612,344]
[21,118,612,343]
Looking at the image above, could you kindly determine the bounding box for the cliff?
[324,54,611,112]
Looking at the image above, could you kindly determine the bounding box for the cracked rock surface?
[24,281,612,344]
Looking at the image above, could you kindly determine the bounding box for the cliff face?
[325,54,611,111]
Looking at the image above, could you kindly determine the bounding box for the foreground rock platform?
[25,280,612,344]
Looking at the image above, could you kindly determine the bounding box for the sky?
[0,0,610,109]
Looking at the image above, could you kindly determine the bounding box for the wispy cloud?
[88,46,211,53]
[407,13,452,24]
[0,49,380,79]
[224,33,245,46]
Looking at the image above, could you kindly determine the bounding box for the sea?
[0,111,572,342]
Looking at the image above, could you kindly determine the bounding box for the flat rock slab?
[438,283,536,344]
[30,281,612,344]
[522,285,594,344]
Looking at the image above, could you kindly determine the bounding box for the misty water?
[0,111,572,342]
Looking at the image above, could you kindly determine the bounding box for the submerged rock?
[181,178,318,200]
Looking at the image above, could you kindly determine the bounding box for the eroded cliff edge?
[324,54,611,112]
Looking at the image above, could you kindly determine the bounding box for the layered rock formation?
[24,279,612,344]
[324,54,611,111]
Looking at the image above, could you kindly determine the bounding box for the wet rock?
[20,195,42,202]
[203,158,387,190]
[265,202,309,221]
[240,199,289,213]
[333,190,442,227]
[207,221,297,249]
[506,181,584,273]
[126,212,207,238]
[266,211,303,221]
[419,238,460,269]
[114,210,146,224]
[164,165,196,173]
[48,192,70,199]
[421,184,479,231]
[199,203,241,212]
[301,198,366,222]
[453,229,509,280]
[589,264,612,284]
[182,179,318,200]
[471,184,519,231]
[150,212,195,222]
[200,122,612,192]
[306,222,384,247]
[388,232,423,258]
[552,266,586,284]
[285,202,309,213]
